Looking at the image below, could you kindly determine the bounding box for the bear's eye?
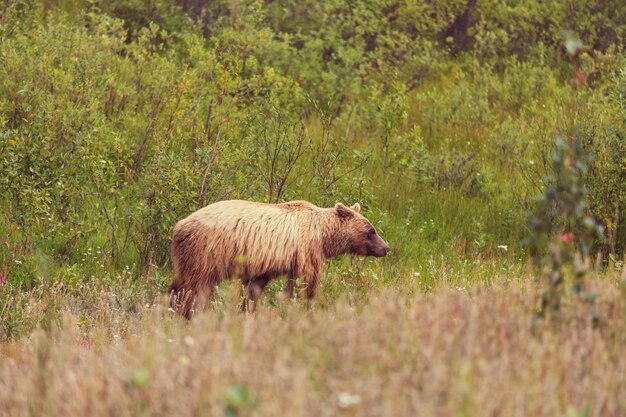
[367,228,376,237]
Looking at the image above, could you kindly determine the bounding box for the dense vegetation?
[4,284,626,417]
[0,1,625,414]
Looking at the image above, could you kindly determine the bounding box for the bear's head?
[335,203,390,258]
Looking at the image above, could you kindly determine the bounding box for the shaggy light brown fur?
[169,200,390,318]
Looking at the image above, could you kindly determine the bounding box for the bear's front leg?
[304,272,321,311]
[296,256,322,309]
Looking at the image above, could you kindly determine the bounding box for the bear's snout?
[371,238,391,258]
[376,244,391,257]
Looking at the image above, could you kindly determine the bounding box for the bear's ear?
[335,203,355,218]
[350,203,361,213]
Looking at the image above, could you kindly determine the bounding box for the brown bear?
[169,200,390,318]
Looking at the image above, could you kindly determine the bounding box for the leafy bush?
[579,69,626,256]
[527,137,604,319]
[0,0,624,338]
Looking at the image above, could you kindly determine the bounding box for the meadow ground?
[2,271,626,417]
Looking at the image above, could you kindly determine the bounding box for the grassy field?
[2,276,626,417]
[1,1,625,416]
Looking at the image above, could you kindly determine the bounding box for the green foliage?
[578,69,626,256]
[0,0,624,339]
[368,79,408,177]
[223,385,256,417]
[528,137,604,319]
[246,97,309,203]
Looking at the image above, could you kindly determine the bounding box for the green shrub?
[0,0,623,328]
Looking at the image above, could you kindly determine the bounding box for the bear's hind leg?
[170,277,217,319]
[169,278,193,319]
[192,282,217,316]
[178,289,196,320]
[241,274,272,313]
[169,282,199,320]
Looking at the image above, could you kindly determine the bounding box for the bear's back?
[186,200,318,226]
[177,200,321,272]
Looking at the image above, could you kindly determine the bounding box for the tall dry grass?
[1,278,626,417]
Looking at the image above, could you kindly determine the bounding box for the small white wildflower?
[413,271,421,277]
[14,259,22,264]
[145,303,150,308]
[497,245,508,251]
[113,334,119,339]
[338,392,361,408]
[183,336,195,347]
[529,160,535,165]
[168,307,175,313]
